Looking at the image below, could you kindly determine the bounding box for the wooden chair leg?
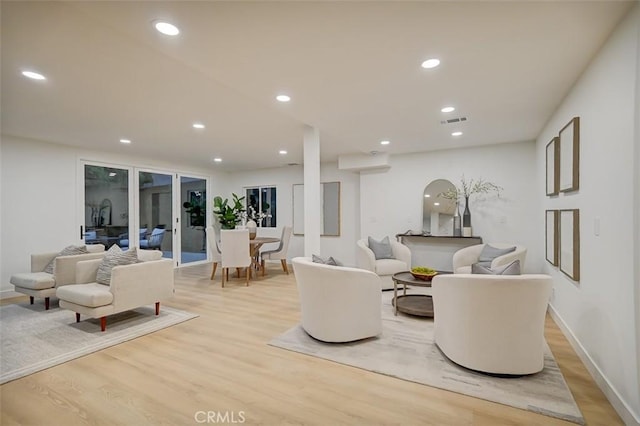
[222,267,226,288]
[261,259,266,276]
[210,262,218,280]
[76,313,81,323]
[155,302,160,315]
[246,267,250,286]
[45,297,50,310]
[29,296,34,305]
[100,317,106,332]
[281,259,289,274]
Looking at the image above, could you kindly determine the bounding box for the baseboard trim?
[548,304,640,426]
[0,289,22,300]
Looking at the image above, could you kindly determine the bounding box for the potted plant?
[213,193,246,229]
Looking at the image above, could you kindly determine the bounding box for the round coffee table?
[392,271,438,317]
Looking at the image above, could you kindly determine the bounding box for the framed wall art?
[546,137,560,196]
[559,209,580,281]
[545,210,559,266]
[559,117,580,193]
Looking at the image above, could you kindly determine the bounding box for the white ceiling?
[1,1,634,172]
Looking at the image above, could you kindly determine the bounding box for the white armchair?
[292,257,382,342]
[10,245,105,310]
[56,250,174,332]
[432,273,552,375]
[452,243,527,274]
[356,238,411,290]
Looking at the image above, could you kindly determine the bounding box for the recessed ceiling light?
[21,70,46,80]
[451,131,463,137]
[421,58,440,69]
[213,157,222,163]
[380,140,390,145]
[154,21,180,36]
[434,202,440,206]
[120,139,131,144]
[441,106,455,113]
[424,194,431,198]
[279,150,288,155]
[192,123,205,129]
[276,95,291,102]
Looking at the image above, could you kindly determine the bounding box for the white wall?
[360,141,540,272]
[0,135,227,296]
[226,163,360,266]
[537,5,639,424]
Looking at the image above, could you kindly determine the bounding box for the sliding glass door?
[83,164,130,248]
[138,171,173,258]
[180,176,207,264]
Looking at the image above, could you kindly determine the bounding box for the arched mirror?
[422,179,457,236]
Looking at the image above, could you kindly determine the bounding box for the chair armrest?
[355,240,376,272]
[110,260,174,313]
[391,241,412,268]
[31,252,58,272]
[452,244,483,273]
[75,258,103,284]
[55,252,105,285]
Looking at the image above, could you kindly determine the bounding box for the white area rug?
[269,290,584,425]
[1,301,197,384]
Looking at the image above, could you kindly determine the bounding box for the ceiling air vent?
[440,116,468,125]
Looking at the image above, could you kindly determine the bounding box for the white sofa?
[292,257,382,342]
[356,239,411,290]
[432,273,552,375]
[56,250,174,331]
[10,245,106,310]
[452,243,527,274]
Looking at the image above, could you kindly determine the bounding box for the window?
[245,186,277,227]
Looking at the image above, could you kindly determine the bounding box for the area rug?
[0,301,198,385]
[269,290,584,425]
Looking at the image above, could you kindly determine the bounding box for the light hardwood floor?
[1,263,622,425]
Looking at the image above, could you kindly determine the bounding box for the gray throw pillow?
[96,246,139,285]
[312,255,343,267]
[43,245,89,274]
[478,244,516,263]
[471,260,521,275]
[368,236,395,260]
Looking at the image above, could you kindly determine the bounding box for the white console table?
[396,235,483,272]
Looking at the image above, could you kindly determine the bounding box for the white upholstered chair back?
[261,226,293,274]
[220,229,251,286]
[432,273,552,375]
[452,243,527,274]
[206,226,222,280]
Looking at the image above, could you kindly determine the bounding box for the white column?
[303,125,321,256]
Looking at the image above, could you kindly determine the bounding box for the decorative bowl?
[410,271,438,281]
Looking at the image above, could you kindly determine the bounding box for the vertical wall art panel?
[546,138,560,196]
[559,117,580,192]
[560,209,580,281]
[545,210,559,266]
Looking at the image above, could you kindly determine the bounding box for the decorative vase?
[246,220,257,240]
[462,195,472,237]
[453,200,462,237]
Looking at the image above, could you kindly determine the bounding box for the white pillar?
[303,125,321,256]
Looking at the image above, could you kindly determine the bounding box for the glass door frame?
[177,172,211,267]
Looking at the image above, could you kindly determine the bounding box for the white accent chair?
[205,225,222,279]
[452,243,527,274]
[260,226,292,275]
[56,250,174,332]
[292,257,382,342]
[10,245,106,310]
[356,238,411,290]
[220,229,252,287]
[140,227,165,250]
[432,274,552,375]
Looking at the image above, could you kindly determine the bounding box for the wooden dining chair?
[205,225,222,279]
[220,229,251,287]
[261,226,292,275]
